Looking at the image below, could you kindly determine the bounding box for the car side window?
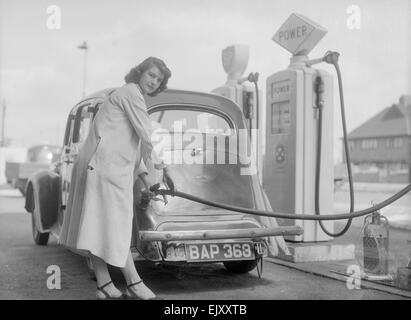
[63,116,76,155]
[69,103,96,153]
[78,111,92,149]
[78,103,100,148]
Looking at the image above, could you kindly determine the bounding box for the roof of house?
[348,103,410,139]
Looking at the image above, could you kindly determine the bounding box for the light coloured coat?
[59,83,163,267]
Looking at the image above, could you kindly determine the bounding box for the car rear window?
[149,108,233,135]
[148,107,255,213]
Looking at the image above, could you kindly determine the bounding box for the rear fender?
[25,170,60,232]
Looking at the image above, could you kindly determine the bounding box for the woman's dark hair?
[124,57,171,96]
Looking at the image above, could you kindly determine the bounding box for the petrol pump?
[212,44,263,182]
[263,14,334,242]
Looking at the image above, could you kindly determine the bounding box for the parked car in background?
[5,144,61,195]
[24,88,299,275]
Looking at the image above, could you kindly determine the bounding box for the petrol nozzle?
[323,51,340,64]
[238,72,259,84]
[247,72,259,83]
[149,183,161,193]
[149,183,168,205]
[305,51,340,67]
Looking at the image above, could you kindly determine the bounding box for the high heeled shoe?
[96,280,125,300]
[125,280,164,300]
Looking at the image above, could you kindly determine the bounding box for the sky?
[0,0,410,163]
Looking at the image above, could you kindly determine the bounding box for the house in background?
[345,94,411,183]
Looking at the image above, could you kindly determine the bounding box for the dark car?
[25,88,301,275]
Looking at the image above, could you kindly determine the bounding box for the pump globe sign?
[272,13,328,55]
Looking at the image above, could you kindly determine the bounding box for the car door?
[60,113,75,214]
[60,101,97,212]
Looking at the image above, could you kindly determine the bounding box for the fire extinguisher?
[362,209,390,276]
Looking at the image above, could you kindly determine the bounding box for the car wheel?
[31,212,49,246]
[223,259,259,274]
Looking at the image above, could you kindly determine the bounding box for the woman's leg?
[90,253,123,298]
[120,250,156,299]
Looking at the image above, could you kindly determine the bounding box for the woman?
[59,57,174,300]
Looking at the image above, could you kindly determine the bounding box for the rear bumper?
[138,226,303,241]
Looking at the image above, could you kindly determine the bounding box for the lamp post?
[77,41,88,98]
[0,2,4,146]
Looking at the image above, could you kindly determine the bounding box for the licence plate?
[185,242,255,262]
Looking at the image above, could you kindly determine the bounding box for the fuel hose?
[314,51,355,236]
[153,184,411,221]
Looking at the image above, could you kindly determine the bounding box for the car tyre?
[223,259,259,274]
[31,212,49,246]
